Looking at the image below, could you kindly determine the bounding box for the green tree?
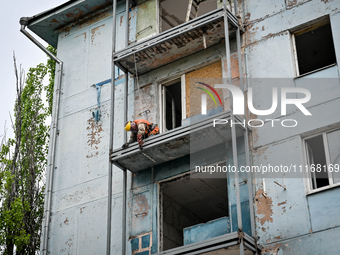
[0,46,56,255]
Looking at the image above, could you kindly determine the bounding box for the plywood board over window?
[185,61,223,118]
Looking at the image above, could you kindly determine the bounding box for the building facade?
[21,0,340,254]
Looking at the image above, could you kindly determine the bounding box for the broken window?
[160,62,223,132]
[161,78,184,132]
[160,171,228,251]
[159,0,219,32]
[305,129,340,190]
[293,20,336,76]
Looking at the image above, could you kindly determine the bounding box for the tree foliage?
[0,46,56,255]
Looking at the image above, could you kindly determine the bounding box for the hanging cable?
[133,53,150,119]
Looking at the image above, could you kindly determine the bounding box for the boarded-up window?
[185,61,223,118]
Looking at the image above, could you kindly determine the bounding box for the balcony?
[113,7,243,75]
[155,232,257,255]
[116,111,258,255]
[110,111,247,172]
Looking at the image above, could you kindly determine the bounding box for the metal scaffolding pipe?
[234,0,256,242]
[245,130,256,238]
[20,18,63,255]
[126,0,129,48]
[122,169,127,255]
[234,0,244,93]
[231,118,245,255]
[122,71,128,255]
[227,2,244,254]
[124,0,129,144]
[223,0,232,85]
[121,2,130,254]
[107,0,117,254]
[122,69,128,254]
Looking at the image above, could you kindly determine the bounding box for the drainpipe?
[107,0,117,254]
[19,17,63,255]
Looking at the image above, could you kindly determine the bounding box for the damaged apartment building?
[20,0,340,254]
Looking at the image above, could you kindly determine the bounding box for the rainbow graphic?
[196,82,223,106]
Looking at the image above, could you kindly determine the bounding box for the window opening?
[162,80,182,131]
[294,22,336,75]
[305,135,329,189]
[160,171,228,251]
[305,129,340,190]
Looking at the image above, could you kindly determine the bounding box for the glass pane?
[307,144,317,189]
[305,135,329,189]
[327,130,340,184]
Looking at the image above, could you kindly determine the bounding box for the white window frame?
[159,75,186,133]
[291,32,299,76]
[291,17,336,78]
[303,128,340,194]
[157,161,228,252]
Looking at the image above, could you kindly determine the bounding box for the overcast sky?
[0,0,68,140]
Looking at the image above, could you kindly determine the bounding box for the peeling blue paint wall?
[183,217,231,245]
[46,2,137,254]
[131,134,251,253]
[48,1,251,251]
[39,0,340,254]
[245,0,340,253]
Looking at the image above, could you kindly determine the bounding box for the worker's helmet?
[124,121,137,131]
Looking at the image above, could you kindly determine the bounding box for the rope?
[134,53,149,119]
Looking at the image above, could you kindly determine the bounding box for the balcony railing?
[155,231,258,255]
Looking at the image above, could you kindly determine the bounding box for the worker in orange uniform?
[122,119,159,150]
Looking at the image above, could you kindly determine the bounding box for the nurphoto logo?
[197,83,312,128]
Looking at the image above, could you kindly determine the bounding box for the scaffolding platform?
[111,111,247,172]
[113,8,243,75]
[154,231,258,255]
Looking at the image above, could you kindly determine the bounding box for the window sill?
[307,181,340,196]
[294,63,337,79]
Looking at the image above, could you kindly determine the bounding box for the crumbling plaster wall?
[44,0,251,254]
[134,38,241,124]
[130,7,252,252]
[43,0,340,253]
[243,0,340,253]
[47,3,136,254]
[131,136,251,253]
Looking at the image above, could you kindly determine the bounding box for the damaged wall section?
[245,0,340,253]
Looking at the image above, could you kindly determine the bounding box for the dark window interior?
[295,23,336,75]
[160,0,218,32]
[161,173,228,251]
[165,82,182,131]
[306,135,329,189]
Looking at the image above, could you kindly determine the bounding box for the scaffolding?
[108,0,257,255]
